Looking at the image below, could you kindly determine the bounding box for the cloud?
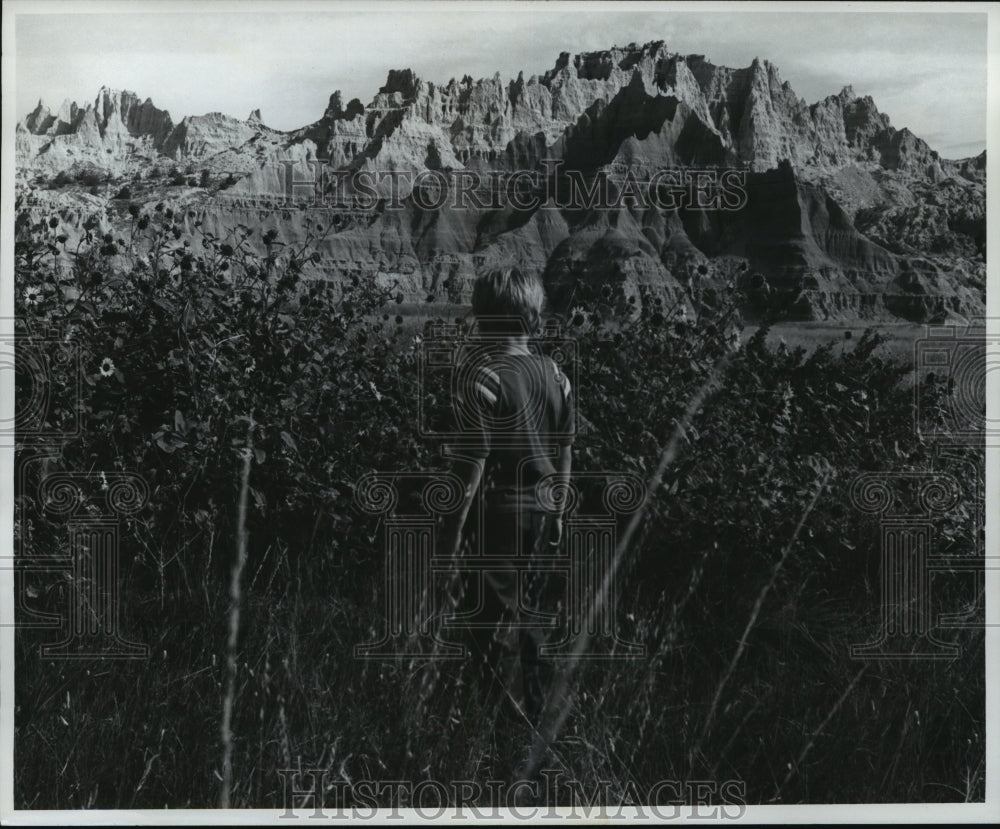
[13,6,987,155]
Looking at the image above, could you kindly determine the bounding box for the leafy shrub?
[12,211,985,808]
[49,167,106,189]
[14,211,415,583]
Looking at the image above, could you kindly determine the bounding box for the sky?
[10,1,989,159]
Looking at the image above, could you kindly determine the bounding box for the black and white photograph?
[1,0,997,823]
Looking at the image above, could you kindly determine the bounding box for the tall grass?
[11,210,986,808]
[219,428,254,808]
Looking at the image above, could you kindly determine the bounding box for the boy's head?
[471,267,545,336]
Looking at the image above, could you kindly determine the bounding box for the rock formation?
[15,41,986,323]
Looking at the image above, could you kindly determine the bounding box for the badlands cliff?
[15,41,985,322]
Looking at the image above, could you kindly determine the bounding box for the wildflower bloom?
[23,286,42,306]
[568,305,588,328]
[99,357,115,378]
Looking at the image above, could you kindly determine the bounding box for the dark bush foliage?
[12,210,985,808]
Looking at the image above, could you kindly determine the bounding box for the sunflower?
[568,305,588,329]
[99,357,116,378]
[23,286,42,306]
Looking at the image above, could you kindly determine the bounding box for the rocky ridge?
[15,41,986,323]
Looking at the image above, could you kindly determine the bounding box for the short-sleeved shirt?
[455,351,573,498]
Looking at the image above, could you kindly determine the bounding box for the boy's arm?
[442,360,495,557]
[440,456,484,558]
[552,357,574,544]
[551,442,572,545]
[556,443,572,486]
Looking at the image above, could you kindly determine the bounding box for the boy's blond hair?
[471,267,545,335]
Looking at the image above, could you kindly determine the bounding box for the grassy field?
[744,321,928,367]
[12,216,986,812]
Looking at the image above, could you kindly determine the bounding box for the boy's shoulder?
[472,352,572,404]
[465,361,501,407]
[550,356,571,400]
[494,353,572,399]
